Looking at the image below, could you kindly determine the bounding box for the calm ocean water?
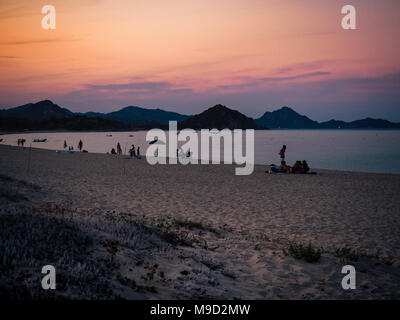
[1,130,400,174]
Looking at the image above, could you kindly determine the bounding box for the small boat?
[106,134,112,137]
[129,135,134,137]
[33,138,47,143]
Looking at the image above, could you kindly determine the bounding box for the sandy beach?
[1,144,400,299]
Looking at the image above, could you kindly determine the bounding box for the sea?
[1,129,400,174]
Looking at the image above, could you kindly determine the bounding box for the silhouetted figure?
[117,142,122,155]
[279,160,291,173]
[301,160,310,174]
[292,160,302,174]
[111,148,116,155]
[136,146,141,159]
[129,144,136,157]
[78,140,83,152]
[279,145,286,161]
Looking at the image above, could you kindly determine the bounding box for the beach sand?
[1,144,399,299]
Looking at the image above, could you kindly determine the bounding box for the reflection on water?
[1,130,400,174]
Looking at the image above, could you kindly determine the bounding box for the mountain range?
[0,100,73,120]
[81,106,190,126]
[255,106,400,129]
[1,100,399,131]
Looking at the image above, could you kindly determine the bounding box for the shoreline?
[0,143,399,176]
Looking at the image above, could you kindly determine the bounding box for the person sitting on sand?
[301,160,310,174]
[111,148,116,155]
[279,145,286,161]
[292,160,302,174]
[268,164,280,173]
[279,160,291,173]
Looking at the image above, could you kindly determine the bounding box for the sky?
[0,0,399,121]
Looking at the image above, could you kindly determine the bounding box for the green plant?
[173,219,220,236]
[333,246,360,262]
[160,230,194,247]
[283,242,321,263]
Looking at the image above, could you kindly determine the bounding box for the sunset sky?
[0,0,399,121]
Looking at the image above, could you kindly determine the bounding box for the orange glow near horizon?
[0,0,399,120]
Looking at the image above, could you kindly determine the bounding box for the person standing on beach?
[63,140,67,149]
[78,140,83,152]
[136,146,141,159]
[117,142,122,155]
[279,145,286,161]
[129,144,136,157]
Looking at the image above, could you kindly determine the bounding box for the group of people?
[128,144,141,159]
[275,159,310,174]
[63,139,84,152]
[17,138,26,147]
[110,142,123,155]
[108,142,140,159]
[269,145,310,174]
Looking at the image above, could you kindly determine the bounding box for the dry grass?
[0,204,194,299]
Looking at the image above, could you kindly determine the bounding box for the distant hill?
[255,106,400,129]
[345,118,400,129]
[318,118,400,129]
[255,106,319,129]
[318,119,348,129]
[86,106,191,126]
[179,104,257,130]
[0,100,73,121]
[0,115,128,132]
